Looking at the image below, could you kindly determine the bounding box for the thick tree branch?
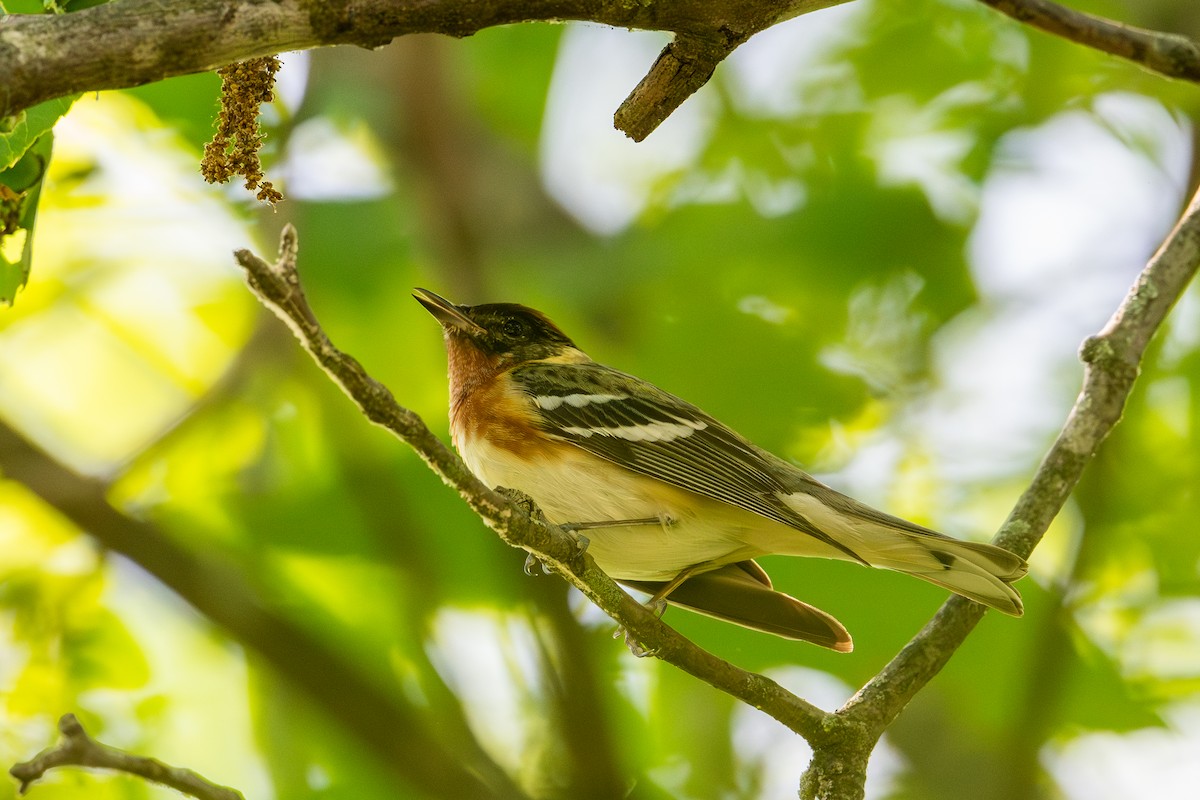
[3,0,1196,139]
[232,225,832,743]
[0,421,525,800]
[0,0,846,139]
[976,0,1200,83]
[2,0,1197,143]
[11,714,243,800]
[798,176,1200,799]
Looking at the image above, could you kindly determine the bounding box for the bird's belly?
[457,435,759,581]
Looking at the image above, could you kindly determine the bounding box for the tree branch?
[976,0,1200,82]
[615,32,739,143]
[3,0,1196,140]
[10,714,243,800]
[232,224,832,743]
[0,0,847,139]
[798,174,1200,798]
[0,421,525,800]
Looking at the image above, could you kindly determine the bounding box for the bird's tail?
[622,561,854,652]
[776,489,1028,616]
[862,529,1027,615]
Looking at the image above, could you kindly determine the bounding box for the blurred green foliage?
[1,0,1199,798]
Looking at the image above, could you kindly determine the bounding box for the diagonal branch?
[798,175,1200,798]
[232,225,832,743]
[976,0,1200,82]
[11,714,243,800]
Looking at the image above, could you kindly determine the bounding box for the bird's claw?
[524,529,588,575]
[613,626,659,658]
[499,486,590,575]
[523,552,549,576]
[565,527,589,556]
[610,595,670,657]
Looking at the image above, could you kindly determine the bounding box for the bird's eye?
[500,318,526,339]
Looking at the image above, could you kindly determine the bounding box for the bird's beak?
[413,288,487,336]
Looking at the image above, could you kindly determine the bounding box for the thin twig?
[10,714,243,800]
[232,225,832,742]
[976,0,1200,82]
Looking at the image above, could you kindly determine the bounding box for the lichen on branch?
[200,56,283,204]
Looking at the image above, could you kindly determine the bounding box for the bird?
[414,288,1027,652]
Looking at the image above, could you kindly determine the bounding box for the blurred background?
[2,0,1200,797]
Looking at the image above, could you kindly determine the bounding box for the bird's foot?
[522,551,548,576]
[614,626,659,658]
[610,595,670,657]
[497,486,590,575]
[496,486,546,522]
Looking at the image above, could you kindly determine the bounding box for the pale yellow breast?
[455,428,763,581]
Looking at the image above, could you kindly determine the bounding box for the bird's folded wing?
[513,362,865,562]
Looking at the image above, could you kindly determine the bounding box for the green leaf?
[0,94,76,304]
[0,1,44,13]
[1,93,77,170]
[0,132,53,305]
[0,0,110,14]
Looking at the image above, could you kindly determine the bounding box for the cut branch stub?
[615,33,738,141]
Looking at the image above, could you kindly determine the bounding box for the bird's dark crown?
[460,303,577,360]
[414,288,582,370]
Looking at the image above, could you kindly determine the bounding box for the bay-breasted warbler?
[415,289,1026,652]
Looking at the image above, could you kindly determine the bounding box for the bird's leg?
[536,514,676,575]
[614,564,702,658]
[560,513,676,533]
[644,565,700,616]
